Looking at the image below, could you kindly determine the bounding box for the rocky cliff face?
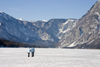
[59,0,100,48]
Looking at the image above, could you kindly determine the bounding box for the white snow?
[63,28,70,33]
[95,12,100,16]
[89,32,92,34]
[63,20,69,25]
[42,20,47,22]
[72,21,77,27]
[88,39,95,44]
[61,40,66,46]
[58,28,70,35]
[67,42,76,47]
[58,19,76,35]
[19,18,22,20]
[63,19,74,25]
[95,12,100,20]
[0,48,100,67]
[57,29,62,37]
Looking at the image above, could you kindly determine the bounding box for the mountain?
[59,0,100,49]
[0,0,100,48]
[0,11,76,47]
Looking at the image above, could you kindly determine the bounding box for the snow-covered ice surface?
[0,48,100,67]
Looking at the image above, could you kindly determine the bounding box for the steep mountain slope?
[59,0,100,48]
[0,12,76,47]
[0,12,41,43]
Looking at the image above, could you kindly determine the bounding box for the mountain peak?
[59,0,100,48]
[0,11,16,21]
[0,11,6,14]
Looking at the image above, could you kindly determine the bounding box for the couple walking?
[27,47,35,57]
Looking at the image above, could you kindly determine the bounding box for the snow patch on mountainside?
[95,12,100,16]
[19,18,23,20]
[58,28,70,34]
[42,20,47,22]
[63,19,74,25]
[67,42,76,47]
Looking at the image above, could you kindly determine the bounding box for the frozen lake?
[0,48,100,67]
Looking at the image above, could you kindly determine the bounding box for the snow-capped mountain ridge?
[0,0,100,48]
[0,12,76,47]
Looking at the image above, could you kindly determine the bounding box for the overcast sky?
[0,0,98,21]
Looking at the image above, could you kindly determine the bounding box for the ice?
[0,48,100,67]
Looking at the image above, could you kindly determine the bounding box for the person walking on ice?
[31,47,35,57]
[27,48,31,57]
